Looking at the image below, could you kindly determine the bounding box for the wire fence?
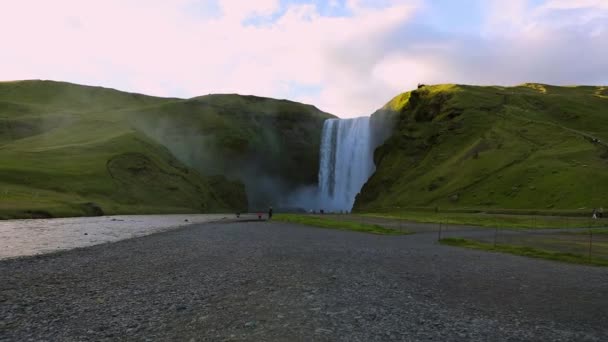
[317,212,608,264]
[435,222,608,262]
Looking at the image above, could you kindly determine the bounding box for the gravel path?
[1,221,607,341]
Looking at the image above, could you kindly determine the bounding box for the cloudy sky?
[1,0,607,117]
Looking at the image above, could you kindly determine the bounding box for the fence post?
[437,222,442,241]
[589,228,593,262]
[493,226,498,247]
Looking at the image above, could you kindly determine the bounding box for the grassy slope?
[357,84,608,212]
[128,93,333,208]
[0,80,331,218]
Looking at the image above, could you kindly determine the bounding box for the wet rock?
[81,202,104,216]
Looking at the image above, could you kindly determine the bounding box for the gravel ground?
[1,221,608,341]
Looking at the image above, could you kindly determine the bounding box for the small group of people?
[308,209,351,214]
[256,206,273,220]
[592,207,604,219]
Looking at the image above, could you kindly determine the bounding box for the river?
[0,214,235,259]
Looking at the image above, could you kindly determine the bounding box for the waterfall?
[317,117,375,212]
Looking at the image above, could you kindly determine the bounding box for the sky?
[1,0,607,117]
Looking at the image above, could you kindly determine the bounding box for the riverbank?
[0,214,243,260]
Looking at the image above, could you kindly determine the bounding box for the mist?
[131,100,397,212]
[127,96,332,211]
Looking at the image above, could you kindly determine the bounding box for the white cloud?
[0,0,419,116]
[540,0,608,10]
[0,0,606,117]
[218,0,280,22]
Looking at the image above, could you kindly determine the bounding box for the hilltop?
[3,80,607,218]
[0,80,333,219]
[356,83,608,212]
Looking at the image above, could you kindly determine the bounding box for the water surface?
[0,214,232,260]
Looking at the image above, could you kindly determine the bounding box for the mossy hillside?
[0,80,331,218]
[0,117,246,218]
[128,94,334,207]
[0,80,170,112]
[356,84,608,211]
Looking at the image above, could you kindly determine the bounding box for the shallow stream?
[0,214,232,259]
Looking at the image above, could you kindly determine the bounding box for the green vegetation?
[564,228,608,235]
[440,237,608,267]
[0,80,332,219]
[128,93,333,207]
[4,80,608,220]
[274,214,409,235]
[357,83,608,213]
[363,210,607,229]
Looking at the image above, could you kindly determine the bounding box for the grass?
[357,83,608,213]
[362,211,607,229]
[440,237,608,267]
[0,131,247,219]
[274,214,410,235]
[3,80,608,219]
[0,80,333,218]
[563,228,608,235]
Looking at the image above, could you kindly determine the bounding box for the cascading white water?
[318,117,375,212]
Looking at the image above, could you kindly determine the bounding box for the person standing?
[268,206,273,220]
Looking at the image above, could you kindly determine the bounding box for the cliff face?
[355,84,608,211]
[128,93,335,209]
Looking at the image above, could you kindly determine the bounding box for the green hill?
[0,80,333,219]
[355,83,608,212]
[4,80,606,219]
[127,93,333,208]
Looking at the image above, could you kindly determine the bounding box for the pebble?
[1,221,605,341]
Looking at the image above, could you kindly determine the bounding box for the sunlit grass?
[362,211,606,229]
[357,84,608,214]
[274,214,410,235]
[440,237,608,267]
